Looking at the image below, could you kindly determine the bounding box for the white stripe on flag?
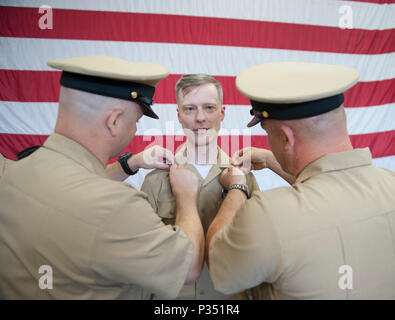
[1,38,394,82]
[1,102,394,136]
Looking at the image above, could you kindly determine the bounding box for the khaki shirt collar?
[295,148,372,184]
[174,144,232,186]
[43,133,109,179]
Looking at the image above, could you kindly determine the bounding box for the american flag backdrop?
[0,0,394,190]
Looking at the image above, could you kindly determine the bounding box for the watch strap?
[118,152,139,176]
[228,184,250,199]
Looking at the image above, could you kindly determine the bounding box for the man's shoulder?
[83,175,149,205]
[371,165,395,179]
[244,185,309,232]
[35,147,147,203]
[2,153,152,229]
[245,170,259,190]
[57,177,155,230]
[0,154,17,177]
[251,185,299,210]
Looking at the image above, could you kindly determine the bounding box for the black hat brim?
[140,103,159,119]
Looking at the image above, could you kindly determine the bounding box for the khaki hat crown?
[48,55,169,119]
[236,61,359,127]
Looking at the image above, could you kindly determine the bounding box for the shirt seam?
[297,162,372,184]
[335,226,349,300]
[384,211,395,261]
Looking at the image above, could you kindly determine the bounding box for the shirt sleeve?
[90,186,194,299]
[141,170,177,224]
[140,170,163,212]
[208,191,282,295]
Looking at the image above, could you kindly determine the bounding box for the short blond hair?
[175,74,223,104]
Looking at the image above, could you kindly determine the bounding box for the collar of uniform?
[43,133,108,179]
[295,148,372,185]
[174,144,232,186]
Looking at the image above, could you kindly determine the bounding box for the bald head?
[280,105,349,144]
[261,106,353,176]
[55,86,144,166]
[58,86,135,122]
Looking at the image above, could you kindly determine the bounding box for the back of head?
[279,104,349,146]
[236,61,360,175]
[58,86,124,123]
[176,74,223,104]
[236,61,359,128]
[48,56,170,162]
[236,61,359,144]
[49,55,169,120]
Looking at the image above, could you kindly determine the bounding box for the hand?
[219,166,247,190]
[231,147,274,172]
[169,164,199,200]
[128,145,174,171]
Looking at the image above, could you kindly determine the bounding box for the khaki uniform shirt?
[209,148,395,299]
[0,133,194,299]
[141,144,260,299]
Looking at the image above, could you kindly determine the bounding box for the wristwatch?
[118,152,139,175]
[228,184,250,199]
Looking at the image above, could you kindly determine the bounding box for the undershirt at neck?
[191,163,212,179]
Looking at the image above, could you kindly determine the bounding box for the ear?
[220,105,225,122]
[279,124,295,152]
[105,109,124,138]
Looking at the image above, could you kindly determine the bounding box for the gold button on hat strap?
[262,111,269,118]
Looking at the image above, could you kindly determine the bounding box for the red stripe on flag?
[0,70,62,102]
[0,134,49,160]
[344,0,395,4]
[1,131,394,161]
[0,6,393,54]
[1,70,394,108]
[343,78,395,108]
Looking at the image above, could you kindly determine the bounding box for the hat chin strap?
[60,71,155,104]
[250,93,344,120]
